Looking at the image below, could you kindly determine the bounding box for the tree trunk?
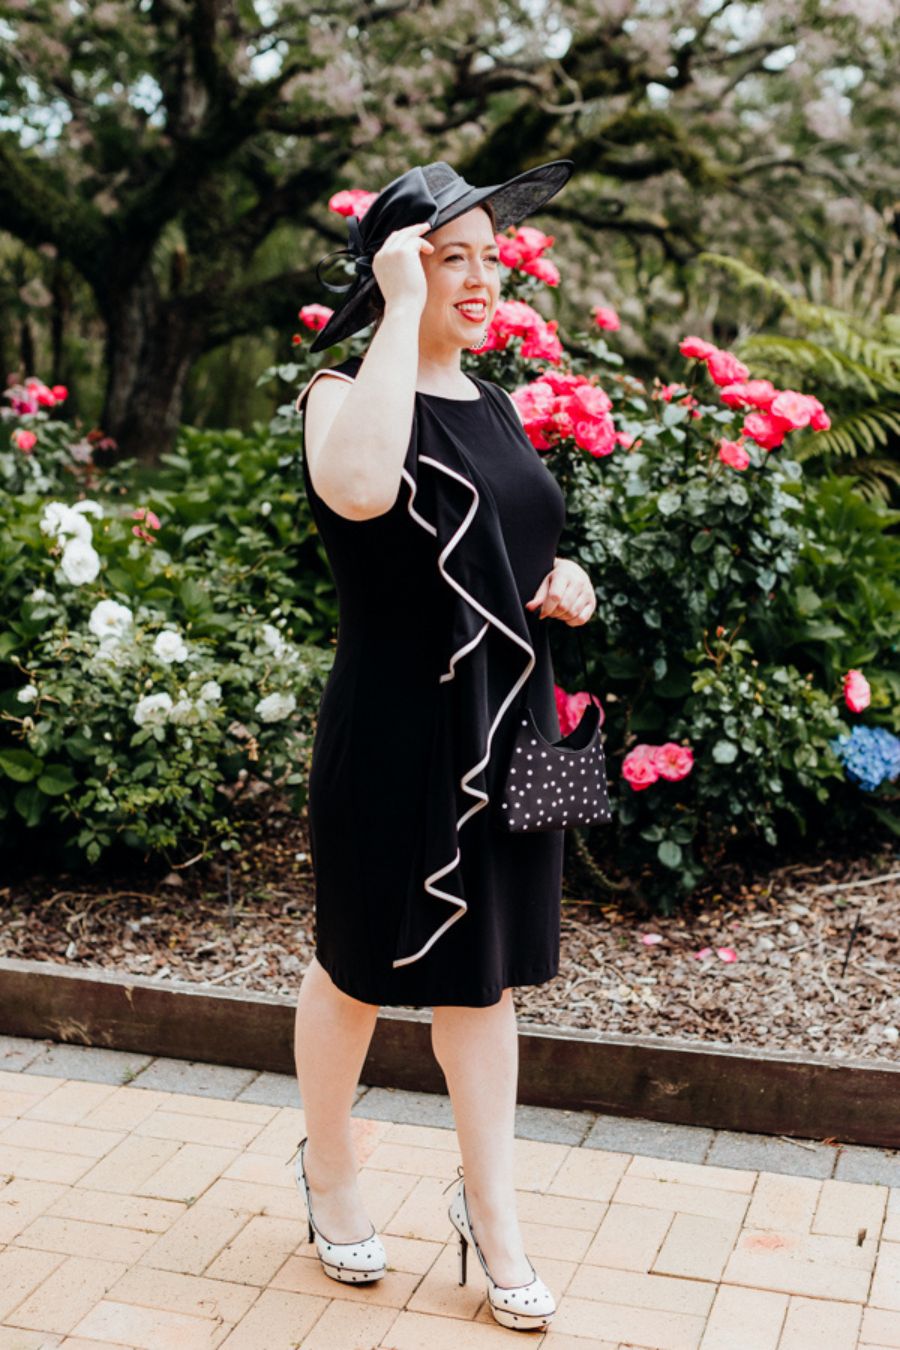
[101,268,202,466]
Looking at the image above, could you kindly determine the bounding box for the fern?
[696,252,900,496]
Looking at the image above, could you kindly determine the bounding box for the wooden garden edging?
[1,956,897,1149]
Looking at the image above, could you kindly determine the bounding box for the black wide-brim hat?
[307,158,574,354]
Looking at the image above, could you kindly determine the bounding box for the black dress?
[296,354,567,1007]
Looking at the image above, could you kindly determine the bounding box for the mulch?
[2,796,897,1065]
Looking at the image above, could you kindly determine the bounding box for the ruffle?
[297,357,537,970]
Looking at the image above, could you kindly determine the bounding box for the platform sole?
[319,1258,387,1283]
[488,1303,554,1331]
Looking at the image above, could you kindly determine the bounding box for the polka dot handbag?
[498,626,612,833]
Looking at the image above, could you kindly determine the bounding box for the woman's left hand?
[525,558,597,626]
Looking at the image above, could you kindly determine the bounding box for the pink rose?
[573,417,617,457]
[51,384,68,401]
[540,371,587,396]
[519,320,564,364]
[298,304,333,331]
[513,380,556,420]
[498,225,555,267]
[132,507,161,530]
[651,742,694,781]
[769,390,817,429]
[806,396,831,431]
[12,428,37,453]
[842,669,871,713]
[328,188,378,218]
[491,299,544,337]
[570,384,612,418]
[550,406,575,440]
[520,257,561,286]
[719,379,777,410]
[742,412,791,451]
[706,350,751,386]
[555,685,604,736]
[592,305,621,332]
[622,744,660,791]
[679,336,717,360]
[718,438,750,471]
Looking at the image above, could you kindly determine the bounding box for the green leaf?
[661,402,690,427]
[799,621,847,641]
[657,490,682,516]
[793,585,822,616]
[712,739,738,764]
[601,650,643,680]
[37,764,78,796]
[691,530,715,554]
[14,785,45,827]
[0,748,43,782]
[182,523,218,546]
[658,839,683,868]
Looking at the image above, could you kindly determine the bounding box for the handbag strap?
[515,622,599,712]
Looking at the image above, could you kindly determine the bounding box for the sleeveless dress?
[296,354,567,1007]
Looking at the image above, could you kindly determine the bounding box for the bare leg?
[431,988,534,1287]
[294,954,381,1242]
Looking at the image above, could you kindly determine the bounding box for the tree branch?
[0,136,110,285]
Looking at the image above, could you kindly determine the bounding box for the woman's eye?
[446,254,500,263]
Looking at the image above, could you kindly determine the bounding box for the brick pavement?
[0,1033,898,1349]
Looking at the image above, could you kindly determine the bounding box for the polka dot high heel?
[444,1167,556,1332]
[291,1136,387,1283]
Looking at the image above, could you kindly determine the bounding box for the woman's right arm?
[304,221,434,521]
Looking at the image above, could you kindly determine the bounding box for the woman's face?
[419,206,501,353]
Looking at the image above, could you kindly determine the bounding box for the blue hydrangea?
[830,725,900,792]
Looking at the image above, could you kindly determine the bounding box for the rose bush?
[0,424,334,865]
[278,205,898,905]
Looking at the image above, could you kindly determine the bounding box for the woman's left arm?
[526,557,597,626]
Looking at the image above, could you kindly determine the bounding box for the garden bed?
[2,797,897,1067]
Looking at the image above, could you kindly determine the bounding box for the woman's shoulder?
[294,356,362,415]
[483,379,525,426]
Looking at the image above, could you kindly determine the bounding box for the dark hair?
[368,199,498,337]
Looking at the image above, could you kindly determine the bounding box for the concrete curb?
[1,956,897,1148]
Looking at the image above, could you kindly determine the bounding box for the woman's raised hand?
[371,221,435,316]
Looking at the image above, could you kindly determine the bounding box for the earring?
[470,329,488,351]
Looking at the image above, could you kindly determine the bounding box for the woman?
[291,159,596,1332]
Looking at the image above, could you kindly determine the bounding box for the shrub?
[0,426,334,858]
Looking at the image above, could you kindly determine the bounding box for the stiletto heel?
[444,1166,556,1332]
[458,1230,468,1285]
[289,1136,387,1283]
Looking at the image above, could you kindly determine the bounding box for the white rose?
[29,588,51,603]
[40,501,93,543]
[59,537,101,585]
[260,501,272,516]
[89,599,133,641]
[169,697,198,725]
[254,691,296,723]
[17,684,38,703]
[153,629,188,664]
[71,499,104,519]
[199,680,222,703]
[260,623,287,658]
[133,692,173,727]
[90,642,131,674]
